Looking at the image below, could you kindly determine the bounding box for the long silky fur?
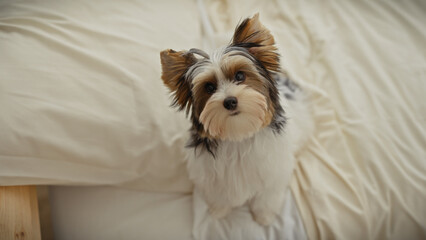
[160,14,314,226]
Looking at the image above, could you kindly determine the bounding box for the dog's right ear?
[160,49,197,113]
[232,13,280,73]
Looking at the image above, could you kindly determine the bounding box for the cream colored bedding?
[49,186,193,240]
[0,0,195,192]
[1,0,425,239]
[280,2,426,239]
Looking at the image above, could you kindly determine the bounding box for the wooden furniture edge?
[0,186,41,240]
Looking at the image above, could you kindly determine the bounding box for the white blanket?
[1,0,425,239]
[49,186,193,240]
[0,0,195,192]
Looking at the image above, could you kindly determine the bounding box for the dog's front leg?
[249,185,286,226]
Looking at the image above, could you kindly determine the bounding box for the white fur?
[186,88,314,225]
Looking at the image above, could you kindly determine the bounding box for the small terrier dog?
[160,14,313,226]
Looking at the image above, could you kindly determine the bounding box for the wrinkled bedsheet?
[1,0,425,239]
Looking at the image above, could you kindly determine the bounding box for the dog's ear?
[232,13,280,72]
[160,49,197,113]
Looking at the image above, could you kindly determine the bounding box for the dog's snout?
[223,97,238,110]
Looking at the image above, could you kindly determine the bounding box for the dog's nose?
[223,97,238,110]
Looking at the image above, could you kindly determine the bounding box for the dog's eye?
[205,82,216,94]
[235,71,245,82]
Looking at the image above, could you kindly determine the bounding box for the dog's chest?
[186,128,291,199]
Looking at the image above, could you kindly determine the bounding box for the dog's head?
[160,14,283,142]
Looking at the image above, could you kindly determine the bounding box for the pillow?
[0,0,202,192]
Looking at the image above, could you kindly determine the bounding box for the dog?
[160,13,313,226]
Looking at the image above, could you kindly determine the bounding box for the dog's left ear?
[232,13,280,72]
[160,49,197,113]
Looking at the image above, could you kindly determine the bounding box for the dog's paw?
[252,210,277,226]
[208,205,232,219]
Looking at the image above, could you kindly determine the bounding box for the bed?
[1,0,425,239]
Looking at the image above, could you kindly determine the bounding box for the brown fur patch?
[160,49,196,113]
[192,72,217,119]
[220,55,275,126]
[232,14,280,73]
[221,56,257,80]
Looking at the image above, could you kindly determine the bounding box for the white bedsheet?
[1,0,425,239]
[0,0,196,192]
[49,186,306,240]
[49,186,193,240]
